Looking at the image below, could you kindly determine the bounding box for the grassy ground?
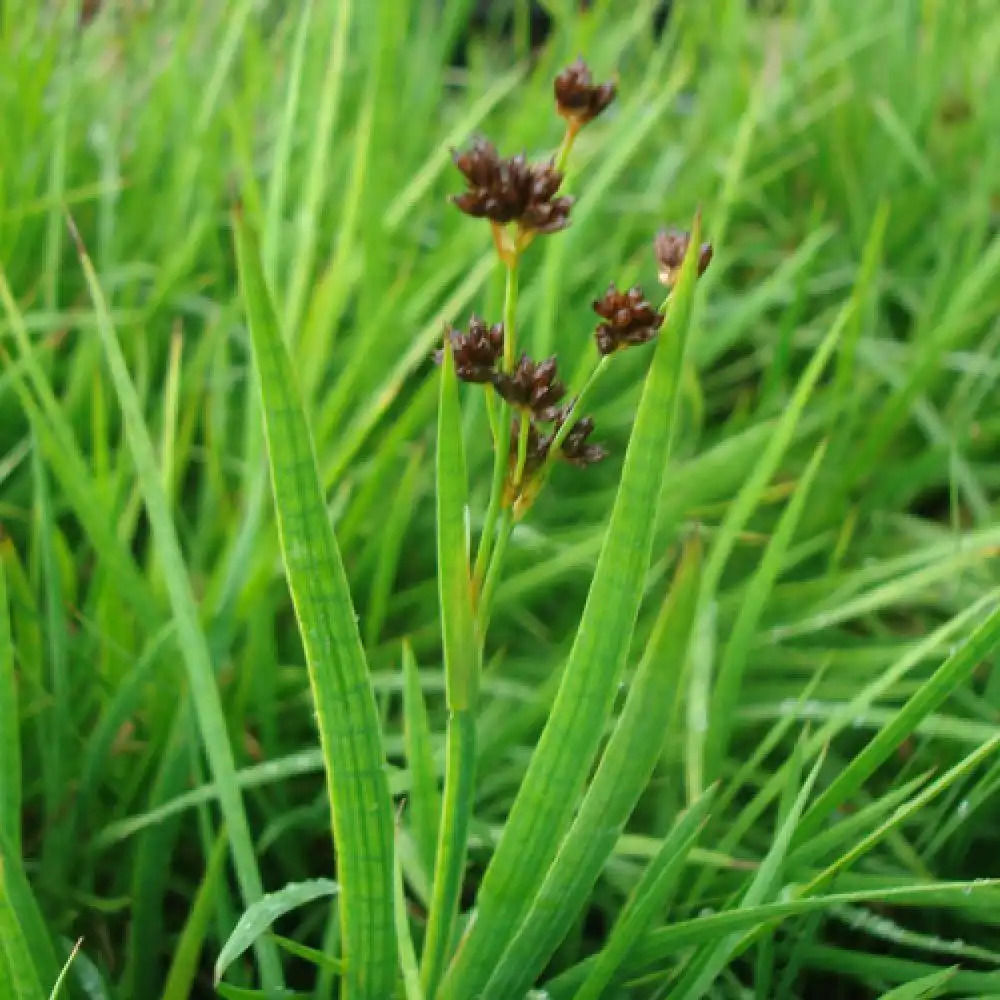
[3,1,1000,998]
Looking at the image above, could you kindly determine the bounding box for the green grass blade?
[795,598,1000,844]
[705,439,828,777]
[875,966,957,999]
[70,218,283,992]
[0,859,45,1000]
[401,642,441,882]
[395,828,426,1000]
[215,879,339,986]
[572,786,717,1000]
[478,538,703,999]
[47,938,82,1000]
[0,565,19,857]
[233,210,396,999]
[162,829,230,1000]
[421,338,478,999]
[668,746,825,999]
[438,221,706,1000]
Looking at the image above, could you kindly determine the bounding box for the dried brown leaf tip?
[492,354,566,422]
[554,58,616,128]
[592,283,665,356]
[555,415,607,468]
[435,316,504,383]
[654,228,714,288]
[451,138,574,239]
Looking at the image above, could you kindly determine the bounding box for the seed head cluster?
[452,139,573,237]
[437,58,712,515]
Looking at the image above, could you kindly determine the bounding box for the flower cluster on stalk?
[437,57,713,519]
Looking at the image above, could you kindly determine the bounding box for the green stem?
[514,413,530,487]
[550,354,612,455]
[477,512,514,635]
[554,122,579,175]
[420,707,476,1000]
[474,256,519,585]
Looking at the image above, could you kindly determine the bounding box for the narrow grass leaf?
[706,439,827,777]
[421,338,478,999]
[0,564,19,855]
[47,938,82,1000]
[162,829,230,1000]
[0,855,46,1000]
[234,212,396,999]
[401,641,441,880]
[438,220,706,1000]
[395,828,426,1000]
[71,218,283,991]
[214,879,339,986]
[573,787,717,1000]
[875,966,957,999]
[478,538,703,1000]
[795,598,1000,843]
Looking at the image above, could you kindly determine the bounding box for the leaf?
[0,854,46,1000]
[438,217,706,1000]
[401,642,440,880]
[875,966,957,999]
[72,217,283,991]
[214,879,339,985]
[478,538,704,999]
[421,336,479,998]
[572,787,716,1000]
[233,211,396,999]
[0,563,20,855]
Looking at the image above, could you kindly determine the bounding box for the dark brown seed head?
[492,354,567,421]
[554,58,616,127]
[654,228,714,287]
[434,316,504,383]
[556,415,607,468]
[451,138,574,236]
[591,283,665,355]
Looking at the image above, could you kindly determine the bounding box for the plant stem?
[550,354,612,454]
[514,412,530,486]
[420,706,476,1000]
[554,121,580,175]
[477,511,514,635]
[474,256,519,586]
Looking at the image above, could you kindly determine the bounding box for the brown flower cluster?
[452,140,573,238]
[592,284,664,356]
[438,58,713,520]
[654,228,714,287]
[554,57,617,128]
[437,316,504,383]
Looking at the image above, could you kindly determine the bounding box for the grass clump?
[2,1,1000,998]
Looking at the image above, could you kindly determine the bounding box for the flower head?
[451,138,574,237]
[435,316,504,383]
[592,283,665,355]
[555,414,607,468]
[492,354,566,421]
[654,228,714,287]
[554,58,616,127]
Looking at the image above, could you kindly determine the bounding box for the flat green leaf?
[234,211,396,999]
[796,597,1000,843]
[421,337,478,998]
[875,966,957,999]
[215,879,339,985]
[72,219,283,991]
[162,829,230,1000]
[401,642,441,881]
[0,855,46,1000]
[438,218,706,1000]
[0,564,19,856]
[479,538,704,999]
[573,786,716,1000]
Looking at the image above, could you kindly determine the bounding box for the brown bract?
[491,354,566,421]
[451,138,574,236]
[654,228,714,287]
[435,316,504,383]
[554,57,616,127]
[592,283,665,355]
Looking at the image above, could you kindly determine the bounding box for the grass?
[2,0,1000,997]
